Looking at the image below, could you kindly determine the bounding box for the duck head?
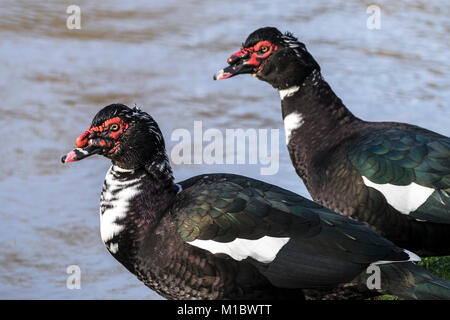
[61,104,167,171]
[214,27,320,90]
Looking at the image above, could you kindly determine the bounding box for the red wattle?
[75,131,89,148]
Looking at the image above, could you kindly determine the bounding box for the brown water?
[0,0,448,299]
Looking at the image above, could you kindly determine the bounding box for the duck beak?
[214,63,254,80]
[61,144,101,163]
[61,129,102,164]
[213,48,255,80]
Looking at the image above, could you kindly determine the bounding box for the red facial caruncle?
[228,40,278,72]
[75,117,129,154]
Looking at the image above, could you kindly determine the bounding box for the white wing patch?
[279,86,300,100]
[283,112,304,145]
[362,176,434,215]
[189,236,290,263]
[372,249,421,265]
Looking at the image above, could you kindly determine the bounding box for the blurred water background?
[0,0,448,299]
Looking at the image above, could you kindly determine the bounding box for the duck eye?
[110,123,119,132]
[260,46,269,53]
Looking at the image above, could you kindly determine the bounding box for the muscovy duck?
[61,104,450,300]
[214,27,450,257]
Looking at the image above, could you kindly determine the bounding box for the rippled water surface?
[0,0,448,299]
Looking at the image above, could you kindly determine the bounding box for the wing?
[348,127,450,223]
[172,174,411,288]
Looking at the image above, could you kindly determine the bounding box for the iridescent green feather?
[349,128,450,188]
[348,128,450,222]
[174,174,405,265]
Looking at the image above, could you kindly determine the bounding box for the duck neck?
[100,152,178,261]
[280,69,360,151]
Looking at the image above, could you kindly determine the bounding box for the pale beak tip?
[214,69,232,81]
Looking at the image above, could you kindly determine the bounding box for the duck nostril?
[227,55,243,65]
[227,56,236,65]
[227,48,250,65]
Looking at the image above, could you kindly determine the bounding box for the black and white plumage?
[215,27,450,257]
[61,104,450,300]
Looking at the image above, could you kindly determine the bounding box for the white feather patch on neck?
[100,166,144,249]
[112,166,135,173]
[284,112,304,145]
[189,236,290,263]
[279,86,300,100]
